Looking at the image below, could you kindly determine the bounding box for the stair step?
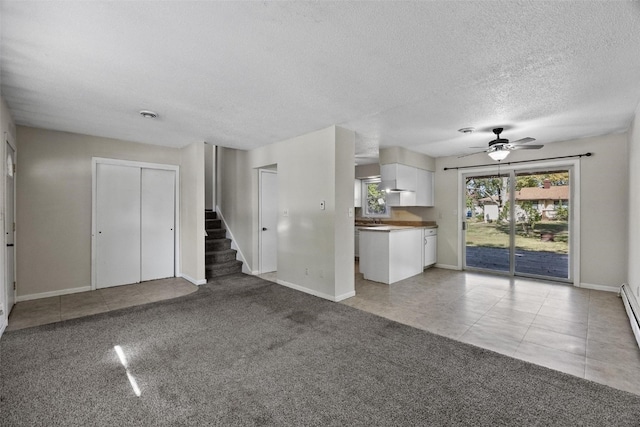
[206,238,232,252]
[206,218,222,230]
[206,249,237,264]
[206,229,227,240]
[204,210,242,280]
[207,260,243,278]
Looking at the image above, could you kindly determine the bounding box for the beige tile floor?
[338,264,640,395]
[6,277,197,331]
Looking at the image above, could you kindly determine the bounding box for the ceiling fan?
[460,128,543,161]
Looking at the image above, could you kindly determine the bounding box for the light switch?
[348,207,353,217]
[320,200,325,210]
[283,208,289,217]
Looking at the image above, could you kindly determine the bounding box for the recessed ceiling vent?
[139,110,158,119]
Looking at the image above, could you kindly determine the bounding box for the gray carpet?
[2,274,640,426]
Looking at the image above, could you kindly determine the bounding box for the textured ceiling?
[2,1,640,161]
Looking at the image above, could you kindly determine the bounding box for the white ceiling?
[2,1,640,162]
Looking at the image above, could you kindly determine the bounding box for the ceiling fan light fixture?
[488,149,510,161]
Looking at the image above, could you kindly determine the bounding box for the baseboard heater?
[620,284,640,350]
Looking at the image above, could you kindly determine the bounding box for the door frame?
[2,132,16,329]
[258,168,277,274]
[91,158,180,290]
[457,158,581,285]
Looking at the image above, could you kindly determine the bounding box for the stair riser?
[206,219,222,230]
[207,261,243,278]
[206,240,231,251]
[205,211,217,220]
[206,229,227,240]
[206,251,237,264]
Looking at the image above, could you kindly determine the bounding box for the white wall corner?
[334,290,356,302]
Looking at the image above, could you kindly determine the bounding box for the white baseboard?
[179,274,207,286]
[277,279,354,302]
[578,282,619,293]
[0,320,6,339]
[335,290,356,301]
[435,263,460,270]
[16,286,92,302]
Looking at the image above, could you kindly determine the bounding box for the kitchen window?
[362,178,390,218]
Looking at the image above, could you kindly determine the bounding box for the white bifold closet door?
[96,164,175,289]
[141,168,175,281]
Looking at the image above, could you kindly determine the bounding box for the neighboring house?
[514,180,569,220]
[477,180,569,222]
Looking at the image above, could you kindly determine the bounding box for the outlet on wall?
[305,268,309,276]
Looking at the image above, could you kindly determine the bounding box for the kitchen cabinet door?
[424,235,437,267]
[416,169,434,207]
[381,163,417,192]
[354,179,362,208]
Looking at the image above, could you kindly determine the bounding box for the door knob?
[262,227,267,231]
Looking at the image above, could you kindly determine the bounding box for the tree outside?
[466,172,569,254]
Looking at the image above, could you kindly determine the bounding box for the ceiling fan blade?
[510,137,536,144]
[457,150,487,158]
[510,144,544,150]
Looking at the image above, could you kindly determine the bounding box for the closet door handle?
[262,227,267,231]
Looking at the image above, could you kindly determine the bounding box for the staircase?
[205,210,242,280]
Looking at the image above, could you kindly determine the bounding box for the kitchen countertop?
[355,221,437,231]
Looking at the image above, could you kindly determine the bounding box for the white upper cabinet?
[380,163,417,191]
[354,179,362,208]
[415,169,434,207]
[381,163,434,207]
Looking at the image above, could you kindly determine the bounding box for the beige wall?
[218,126,355,301]
[379,146,436,171]
[628,108,640,301]
[355,163,380,179]
[16,126,186,298]
[434,133,629,290]
[180,141,206,284]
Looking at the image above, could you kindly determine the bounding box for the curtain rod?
[443,153,592,171]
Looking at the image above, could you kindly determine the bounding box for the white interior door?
[96,164,141,288]
[260,170,278,273]
[141,168,175,281]
[5,141,15,315]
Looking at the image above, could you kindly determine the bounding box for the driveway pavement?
[465,246,568,279]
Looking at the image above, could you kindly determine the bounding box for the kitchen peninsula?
[358,222,437,284]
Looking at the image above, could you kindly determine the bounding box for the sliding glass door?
[464,167,571,282]
[464,174,511,273]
